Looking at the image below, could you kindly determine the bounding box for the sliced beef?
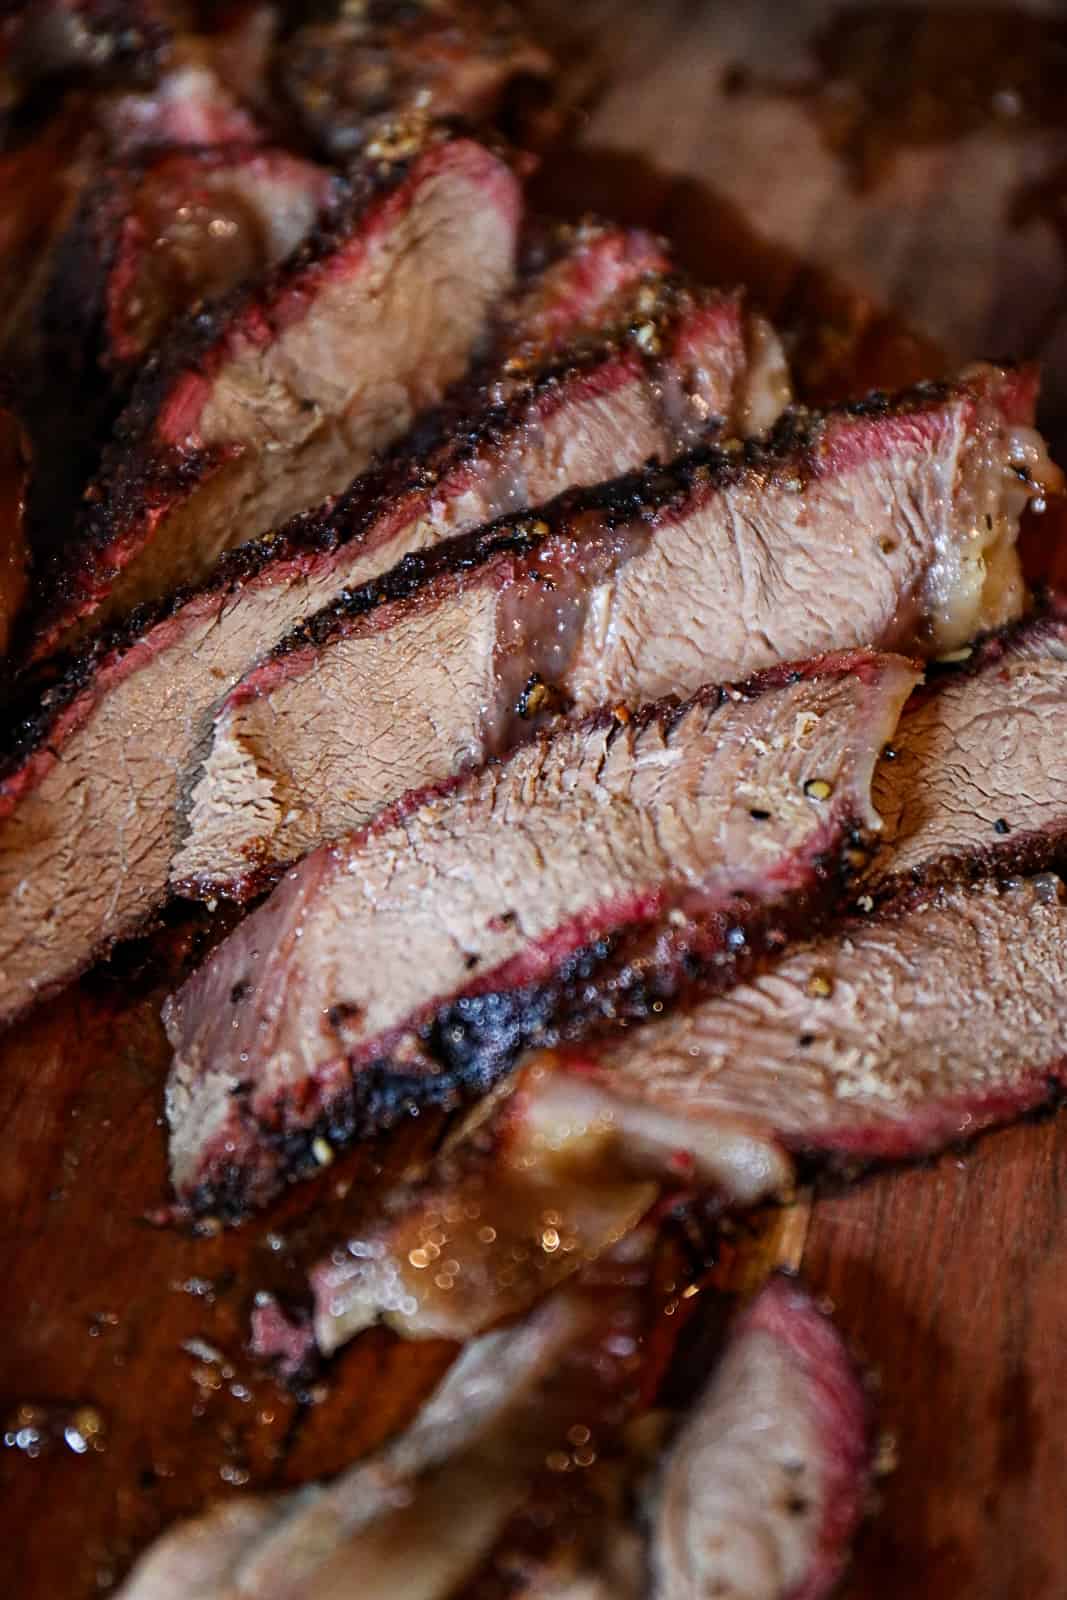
[165,651,915,1219]
[867,611,1067,890]
[649,1276,872,1600]
[578,874,1067,1168]
[554,613,1067,1170]
[30,133,522,654]
[116,1293,595,1600]
[178,365,1048,897]
[506,220,670,355]
[307,1052,793,1354]
[25,143,334,565]
[0,256,757,1027]
[279,0,554,163]
[59,144,335,380]
[116,1249,662,1600]
[305,612,1067,1357]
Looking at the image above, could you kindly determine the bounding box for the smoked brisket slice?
[649,1276,872,1600]
[25,143,335,568]
[30,133,522,655]
[177,364,1047,898]
[0,252,755,1026]
[551,613,1067,1171]
[165,651,915,1219]
[307,1052,793,1353]
[306,613,1067,1357]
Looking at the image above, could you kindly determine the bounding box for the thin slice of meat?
[0,255,756,1027]
[867,610,1067,891]
[116,1293,594,1600]
[116,1240,663,1600]
[25,143,335,566]
[506,220,671,356]
[75,145,337,379]
[0,400,30,657]
[577,874,1067,1168]
[166,650,915,1220]
[171,643,915,1216]
[305,1054,794,1356]
[30,133,522,655]
[649,1275,872,1600]
[555,615,1067,1170]
[279,0,554,163]
[177,364,1050,898]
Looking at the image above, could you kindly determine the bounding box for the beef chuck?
[177,365,1048,898]
[29,133,522,655]
[164,651,915,1219]
[0,241,759,1027]
[279,0,554,162]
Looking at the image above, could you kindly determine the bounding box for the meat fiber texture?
[559,610,1067,1178]
[0,230,745,1027]
[30,132,522,654]
[174,364,1044,901]
[164,650,916,1220]
[304,613,1067,1357]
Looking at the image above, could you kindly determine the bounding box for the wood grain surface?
[4,4,1067,1595]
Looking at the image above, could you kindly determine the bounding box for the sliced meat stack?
[279,0,555,162]
[166,650,916,1218]
[32,132,522,653]
[0,237,760,1025]
[299,613,1067,1358]
[119,1269,872,1600]
[560,612,1067,1168]
[176,364,1045,897]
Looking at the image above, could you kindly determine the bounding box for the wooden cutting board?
[4,4,1067,1594]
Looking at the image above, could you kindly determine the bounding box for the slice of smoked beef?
[649,1275,872,1600]
[30,133,522,655]
[175,364,1049,899]
[164,650,915,1219]
[305,612,1067,1356]
[24,143,335,569]
[0,251,756,1027]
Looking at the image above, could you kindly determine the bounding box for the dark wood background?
[4,3,1067,1594]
